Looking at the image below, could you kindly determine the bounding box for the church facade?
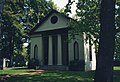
[29,10,96,71]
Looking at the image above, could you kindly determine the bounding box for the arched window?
[89,40,92,61]
[34,45,38,59]
[74,41,79,60]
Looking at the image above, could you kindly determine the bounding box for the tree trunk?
[94,0,115,82]
[0,58,3,70]
[0,0,4,70]
[9,37,14,67]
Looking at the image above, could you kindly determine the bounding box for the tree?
[94,0,116,82]
[66,0,100,54]
[66,0,116,81]
[0,0,57,67]
[0,0,5,70]
[114,2,120,62]
[2,0,25,66]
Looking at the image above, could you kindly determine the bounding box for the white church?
[29,10,96,71]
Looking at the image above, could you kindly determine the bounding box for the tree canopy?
[0,0,57,67]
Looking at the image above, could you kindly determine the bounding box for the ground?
[0,67,120,82]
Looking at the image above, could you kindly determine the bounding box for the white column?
[57,34,62,65]
[39,36,43,65]
[48,35,53,65]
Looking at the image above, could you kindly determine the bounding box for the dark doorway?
[42,36,48,65]
[62,34,68,65]
[52,35,57,65]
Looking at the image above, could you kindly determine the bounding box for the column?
[39,36,43,65]
[57,34,62,65]
[48,35,53,65]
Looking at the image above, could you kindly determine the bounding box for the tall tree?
[2,0,25,66]
[0,0,57,67]
[66,0,116,81]
[0,0,5,69]
[94,0,116,82]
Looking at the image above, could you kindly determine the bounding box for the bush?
[114,61,120,66]
[14,61,26,67]
[13,54,26,67]
[69,60,85,71]
[28,58,39,69]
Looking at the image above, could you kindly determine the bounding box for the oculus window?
[51,15,58,24]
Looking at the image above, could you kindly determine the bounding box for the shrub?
[114,61,120,66]
[13,54,26,67]
[69,60,85,71]
[28,58,39,69]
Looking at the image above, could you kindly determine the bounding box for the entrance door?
[62,34,68,65]
[42,36,48,65]
[52,35,57,65]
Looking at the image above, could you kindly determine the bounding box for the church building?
[29,10,96,71]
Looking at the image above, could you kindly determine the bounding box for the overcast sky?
[52,0,68,9]
[52,0,77,16]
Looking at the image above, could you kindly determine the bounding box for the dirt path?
[0,70,47,81]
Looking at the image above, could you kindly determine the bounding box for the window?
[51,15,58,24]
[74,41,79,60]
[89,40,92,61]
[34,45,38,59]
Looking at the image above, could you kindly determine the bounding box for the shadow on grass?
[0,71,95,82]
[0,74,7,76]
[3,70,119,82]
[11,67,29,70]
[0,66,120,82]
[114,70,120,82]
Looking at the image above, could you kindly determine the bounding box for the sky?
[52,0,68,9]
[51,0,77,16]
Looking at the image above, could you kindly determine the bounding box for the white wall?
[83,33,96,71]
[68,33,84,62]
[30,34,43,65]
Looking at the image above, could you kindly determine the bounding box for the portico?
[40,29,68,66]
[47,34,63,65]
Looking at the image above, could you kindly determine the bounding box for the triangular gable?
[29,10,70,35]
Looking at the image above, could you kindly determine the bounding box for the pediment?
[33,10,70,33]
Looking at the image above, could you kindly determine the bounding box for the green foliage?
[69,60,85,71]
[0,0,57,66]
[13,54,26,67]
[66,0,100,54]
[114,2,120,61]
[28,58,39,69]
[76,0,100,43]
[115,33,120,61]
[1,0,24,60]
[66,0,120,61]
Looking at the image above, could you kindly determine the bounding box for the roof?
[29,9,72,35]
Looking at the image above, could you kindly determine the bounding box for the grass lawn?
[0,66,119,82]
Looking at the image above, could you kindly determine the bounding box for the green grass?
[114,66,120,82]
[0,67,35,75]
[0,66,120,82]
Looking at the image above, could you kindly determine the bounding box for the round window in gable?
[51,15,58,24]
